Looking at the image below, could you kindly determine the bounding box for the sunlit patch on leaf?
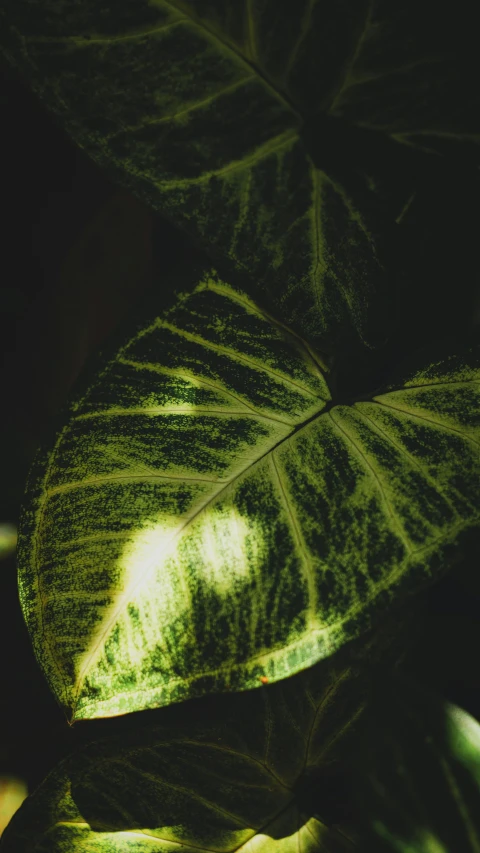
[16,262,480,721]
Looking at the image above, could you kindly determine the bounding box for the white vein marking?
[70,420,296,708]
[328,410,413,555]
[104,75,255,140]
[46,471,225,498]
[75,405,293,426]
[355,405,461,519]
[43,591,113,604]
[379,378,479,394]
[202,279,330,377]
[282,0,316,84]
[119,760,252,826]
[55,531,144,550]
[160,0,298,119]
[27,18,187,47]
[153,129,298,188]
[372,399,480,450]
[270,452,319,627]
[116,357,297,423]
[157,319,320,399]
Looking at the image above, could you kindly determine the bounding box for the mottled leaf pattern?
[17,263,480,721]
[0,0,427,351]
[0,624,411,853]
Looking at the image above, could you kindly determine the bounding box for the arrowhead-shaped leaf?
[349,674,480,851]
[3,1,476,349]
[0,624,409,852]
[17,260,480,721]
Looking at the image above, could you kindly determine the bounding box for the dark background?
[0,54,479,799]
[0,56,198,791]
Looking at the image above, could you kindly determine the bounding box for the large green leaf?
[17,259,480,721]
[349,674,480,851]
[0,622,410,852]
[4,1,476,350]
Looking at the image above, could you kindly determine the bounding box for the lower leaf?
[16,260,480,720]
[0,618,410,852]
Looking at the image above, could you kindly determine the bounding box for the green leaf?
[323,1,480,162]
[17,260,480,721]
[1,0,453,352]
[0,524,17,561]
[349,674,480,852]
[0,624,409,852]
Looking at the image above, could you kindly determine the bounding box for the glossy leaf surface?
[4,1,476,348]
[17,260,480,721]
[0,624,409,853]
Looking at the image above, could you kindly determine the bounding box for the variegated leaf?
[17,260,480,721]
[0,0,442,351]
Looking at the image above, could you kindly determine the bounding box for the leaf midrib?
[70,374,477,706]
[160,0,301,118]
[71,392,328,707]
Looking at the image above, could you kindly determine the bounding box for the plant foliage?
[0,1,479,850]
[17,264,480,724]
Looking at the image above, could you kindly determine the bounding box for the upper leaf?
[3,0,474,349]
[17,260,480,721]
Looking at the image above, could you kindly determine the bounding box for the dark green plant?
[0,2,479,850]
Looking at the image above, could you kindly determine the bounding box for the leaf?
[17,259,480,721]
[0,624,410,853]
[0,777,28,838]
[349,674,480,852]
[324,0,480,162]
[0,525,17,561]
[0,0,442,353]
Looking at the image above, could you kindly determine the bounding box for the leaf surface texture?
[17,264,480,720]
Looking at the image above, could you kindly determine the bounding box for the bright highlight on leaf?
[16,262,480,722]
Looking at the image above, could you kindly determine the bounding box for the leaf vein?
[157,319,321,399]
[75,406,292,425]
[153,129,298,188]
[373,399,480,449]
[104,74,255,141]
[354,405,461,519]
[47,471,225,498]
[117,357,288,420]
[270,452,319,626]
[203,279,330,377]
[328,410,413,555]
